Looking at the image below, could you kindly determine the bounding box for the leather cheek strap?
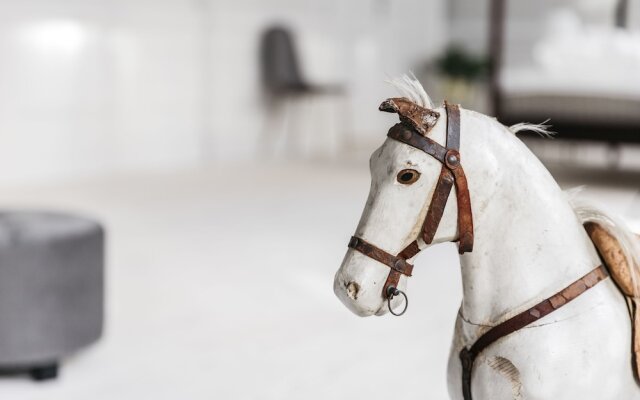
[401,154,473,258]
[446,151,474,254]
[392,102,474,256]
[421,167,455,246]
[452,172,473,253]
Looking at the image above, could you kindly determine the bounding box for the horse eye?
[397,169,420,185]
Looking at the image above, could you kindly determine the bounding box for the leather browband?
[459,264,608,400]
[387,124,449,162]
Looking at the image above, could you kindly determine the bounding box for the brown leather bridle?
[347,100,474,315]
[344,98,609,400]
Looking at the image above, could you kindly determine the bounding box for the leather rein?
[348,101,474,315]
[345,98,609,400]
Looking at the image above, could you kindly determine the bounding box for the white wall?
[209,0,447,160]
[110,0,205,172]
[0,0,446,184]
[0,1,114,184]
[0,0,206,185]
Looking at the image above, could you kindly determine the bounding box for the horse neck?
[458,129,600,325]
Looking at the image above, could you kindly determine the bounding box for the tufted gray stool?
[0,211,104,380]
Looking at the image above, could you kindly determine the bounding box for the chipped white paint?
[487,356,523,400]
[334,78,640,399]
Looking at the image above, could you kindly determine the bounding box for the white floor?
[0,160,637,399]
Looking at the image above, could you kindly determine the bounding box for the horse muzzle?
[334,249,407,317]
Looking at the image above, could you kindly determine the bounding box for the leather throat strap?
[459,264,608,400]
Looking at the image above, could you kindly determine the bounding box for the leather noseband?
[347,101,474,313]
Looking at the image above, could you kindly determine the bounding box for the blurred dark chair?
[260,26,349,157]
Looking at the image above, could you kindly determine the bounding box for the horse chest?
[449,281,636,400]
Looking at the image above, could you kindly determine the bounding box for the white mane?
[508,121,554,138]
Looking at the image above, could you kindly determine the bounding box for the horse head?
[333,76,489,316]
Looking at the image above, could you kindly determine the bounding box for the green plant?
[435,45,489,82]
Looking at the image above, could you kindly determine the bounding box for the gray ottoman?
[0,211,104,380]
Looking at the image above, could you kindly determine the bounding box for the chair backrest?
[260,26,305,94]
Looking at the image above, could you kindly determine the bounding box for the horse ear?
[379,97,440,135]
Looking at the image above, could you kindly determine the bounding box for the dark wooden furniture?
[489,0,640,144]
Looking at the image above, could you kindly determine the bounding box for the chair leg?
[284,94,303,157]
[260,98,287,158]
[29,362,59,381]
[338,92,352,153]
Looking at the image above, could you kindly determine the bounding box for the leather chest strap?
[459,264,608,400]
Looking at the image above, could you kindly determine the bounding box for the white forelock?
[386,73,434,109]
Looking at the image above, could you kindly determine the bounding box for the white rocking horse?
[333,75,640,400]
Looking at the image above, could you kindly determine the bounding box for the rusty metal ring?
[386,287,408,316]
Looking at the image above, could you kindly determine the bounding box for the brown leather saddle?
[585,222,640,379]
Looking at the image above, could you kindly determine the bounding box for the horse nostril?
[346,281,360,300]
